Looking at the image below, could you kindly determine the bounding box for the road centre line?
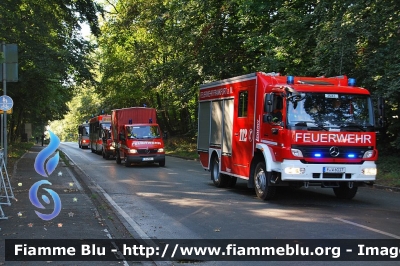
[334,217,400,239]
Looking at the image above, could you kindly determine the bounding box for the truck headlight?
[363,150,374,158]
[129,149,138,154]
[158,148,164,153]
[291,149,303,157]
[362,168,377,175]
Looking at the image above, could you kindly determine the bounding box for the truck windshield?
[83,126,89,136]
[126,125,161,139]
[287,93,374,131]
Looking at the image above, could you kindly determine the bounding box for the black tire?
[210,155,228,188]
[79,142,81,149]
[124,156,130,167]
[116,151,121,164]
[253,161,276,200]
[333,184,358,199]
[159,160,165,167]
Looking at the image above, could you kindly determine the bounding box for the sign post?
[1,42,18,166]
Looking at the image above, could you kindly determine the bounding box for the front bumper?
[280,160,376,182]
[126,154,165,164]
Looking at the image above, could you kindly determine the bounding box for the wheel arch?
[248,143,276,188]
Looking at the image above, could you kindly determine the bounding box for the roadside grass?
[376,155,400,187]
[164,136,198,160]
[7,141,34,172]
[58,149,71,167]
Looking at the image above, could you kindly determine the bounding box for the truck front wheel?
[333,183,358,199]
[211,155,228,188]
[254,161,276,200]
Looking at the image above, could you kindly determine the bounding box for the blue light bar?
[314,153,322,158]
[348,78,356,86]
[287,76,294,85]
[347,154,355,158]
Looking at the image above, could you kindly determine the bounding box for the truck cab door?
[262,94,285,162]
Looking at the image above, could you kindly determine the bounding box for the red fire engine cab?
[197,72,381,200]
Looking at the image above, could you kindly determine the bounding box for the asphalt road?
[58,142,400,265]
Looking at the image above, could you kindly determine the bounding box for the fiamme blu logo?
[29,131,62,221]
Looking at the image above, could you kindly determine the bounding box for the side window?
[272,94,283,123]
[238,90,248,117]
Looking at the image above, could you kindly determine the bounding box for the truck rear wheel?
[333,183,358,199]
[254,161,276,200]
[211,155,228,188]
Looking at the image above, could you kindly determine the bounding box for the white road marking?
[334,217,400,239]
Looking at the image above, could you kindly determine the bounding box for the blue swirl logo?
[34,131,60,177]
[29,180,61,221]
[29,130,62,221]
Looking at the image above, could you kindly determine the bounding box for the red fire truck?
[78,123,89,149]
[197,72,382,200]
[111,107,165,167]
[89,114,111,154]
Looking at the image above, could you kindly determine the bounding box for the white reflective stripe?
[261,139,278,146]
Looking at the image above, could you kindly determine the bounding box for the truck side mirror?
[264,94,274,113]
[263,114,272,123]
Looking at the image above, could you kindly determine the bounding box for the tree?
[0,0,102,141]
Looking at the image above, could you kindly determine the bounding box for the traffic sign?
[0,95,13,111]
[0,108,12,114]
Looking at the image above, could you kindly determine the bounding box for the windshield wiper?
[292,121,329,131]
[313,122,329,131]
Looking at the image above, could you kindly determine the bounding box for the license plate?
[323,167,345,173]
[142,157,154,161]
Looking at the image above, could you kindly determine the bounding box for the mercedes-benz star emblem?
[329,146,340,157]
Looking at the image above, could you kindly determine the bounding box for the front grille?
[137,149,158,154]
[312,173,352,179]
[292,145,370,159]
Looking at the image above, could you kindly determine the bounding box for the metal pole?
[2,42,7,166]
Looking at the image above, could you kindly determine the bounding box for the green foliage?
[0,0,101,141]
[376,155,400,187]
[164,136,198,160]
[93,0,400,146]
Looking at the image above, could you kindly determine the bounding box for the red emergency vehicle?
[89,115,111,154]
[197,72,381,200]
[111,107,165,167]
[102,125,115,159]
[78,123,89,149]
